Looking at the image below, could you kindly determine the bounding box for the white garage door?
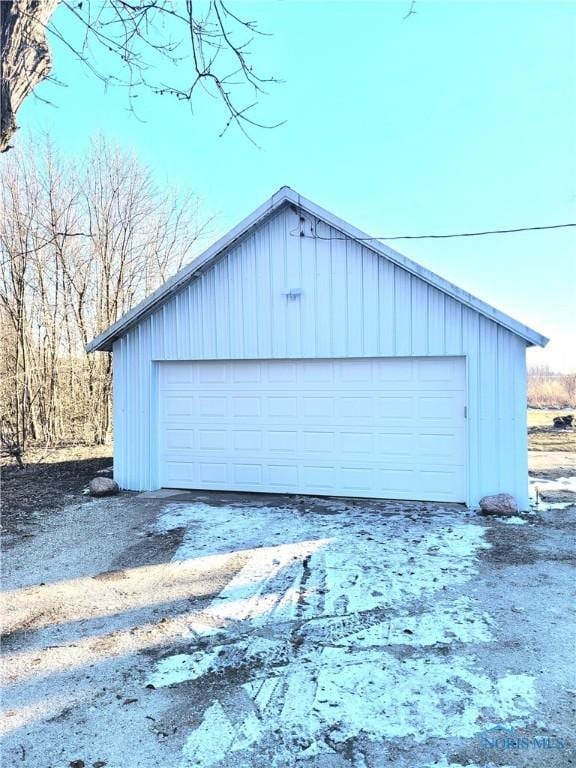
[158,357,467,502]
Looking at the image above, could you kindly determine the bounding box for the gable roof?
[87,186,549,352]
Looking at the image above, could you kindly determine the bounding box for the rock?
[89,477,119,497]
[479,493,518,515]
[553,415,573,428]
[538,489,576,504]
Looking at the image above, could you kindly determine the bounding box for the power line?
[297,222,576,241]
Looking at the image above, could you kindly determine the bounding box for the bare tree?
[0,132,211,449]
[1,0,280,153]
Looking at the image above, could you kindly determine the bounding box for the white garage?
[88,187,547,508]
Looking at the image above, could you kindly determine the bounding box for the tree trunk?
[1,0,60,152]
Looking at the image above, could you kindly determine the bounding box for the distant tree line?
[0,134,210,452]
[528,366,576,409]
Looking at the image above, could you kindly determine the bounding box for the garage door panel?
[375,396,413,419]
[233,464,262,484]
[199,462,228,483]
[164,429,195,450]
[339,432,374,454]
[197,429,227,451]
[198,396,228,417]
[158,357,467,502]
[165,395,196,418]
[376,432,414,456]
[301,431,334,454]
[229,361,262,383]
[418,395,461,420]
[268,464,299,487]
[302,397,334,418]
[268,361,297,382]
[231,396,261,417]
[198,362,227,383]
[268,397,298,418]
[268,430,298,452]
[301,465,336,488]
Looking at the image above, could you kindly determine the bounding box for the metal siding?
[346,240,364,354]
[410,278,428,356]
[112,205,529,505]
[270,212,288,357]
[427,288,445,356]
[394,268,412,355]
[314,220,333,354]
[300,225,317,357]
[331,234,348,357]
[377,258,395,355]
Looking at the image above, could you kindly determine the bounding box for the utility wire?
[297,222,576,241]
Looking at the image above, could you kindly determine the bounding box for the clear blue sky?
[18,0,576,370]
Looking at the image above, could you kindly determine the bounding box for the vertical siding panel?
[213,257,230,358]
[300,217,318,356]
[227,245,244,358]
[378,258,395,355]
[180,284,190,357]
[346,239,364,355]
[427,288,445,355]
[410,278,428,355]
[140,321,151,489]
[243,238,254,358]
[189,280,203,358]
[315,220,332,355]
[163,301,175,359]
[125,328,137,489]
[151,307,163,360]
[112,339,124,488]
[331,230,348,356]
[362,246,379,356]
[270,211,287,357]
[285,207,302,357]
[496,326,515,494]
[444,297,462,354]
[255,223,273,357]
[478,318,498,493]
[203,267,218,357]
[462,307,480,504]
[512,337,529,508]
[394,267,411,355]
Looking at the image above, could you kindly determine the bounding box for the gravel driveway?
[1,490,575,768]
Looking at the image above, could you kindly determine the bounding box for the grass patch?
[528,409,575,453]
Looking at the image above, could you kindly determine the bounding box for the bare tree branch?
[1,0,281,151]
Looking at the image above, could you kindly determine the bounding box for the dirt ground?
[1,415,575,768]
[1,445,113,538]
[527,409,576,457]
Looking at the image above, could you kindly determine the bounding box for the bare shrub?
[528,366,576,409]
[0,133,211,450]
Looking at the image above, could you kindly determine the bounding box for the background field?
[527,409,576,452]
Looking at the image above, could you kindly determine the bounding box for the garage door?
[157,357,467,502]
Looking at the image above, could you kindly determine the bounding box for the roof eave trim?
[87,185,549,351]
[86,186,295,352]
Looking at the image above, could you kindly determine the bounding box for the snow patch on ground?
[500,516,528,525]
[149,501,537,765]
[529,475,576,509]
